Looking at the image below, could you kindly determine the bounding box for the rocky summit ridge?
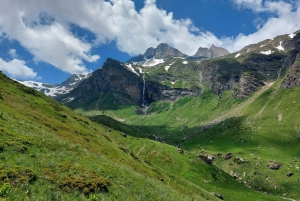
[193,44,230,59]
[127,43,229,64]
[127,43,187,63]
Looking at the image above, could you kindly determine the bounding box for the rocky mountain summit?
[128,43,187,63]
[128,43,229,64]
[193,44,229,59]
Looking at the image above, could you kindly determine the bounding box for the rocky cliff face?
[281,54,300,89]
[62,58,198,107]
[281,32,300,89]
[193,44,229,59]
[233,74,265,98]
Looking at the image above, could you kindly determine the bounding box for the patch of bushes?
[0,166,37,186]
[0,92,3,100]
[1,134,36,154]
[44,164,110,195]
[60,174,109,195]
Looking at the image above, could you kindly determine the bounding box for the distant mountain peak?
[17,72,92,98]
[193,44,229,59]
[128,43,187,64]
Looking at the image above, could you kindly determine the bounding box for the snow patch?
[247,48,251,53]
[260,50,273,55]
[143,58,165,67]
[235,53,241,58]
[260,44,266,48]
[275,41,284,51]
[138,67,143,74]
[164,62,175,72]
[125,64,139,76]
[289,33,296,38]
[63,97,75,103]
[17,80,73,97]
[171,81,175,85]
[182,61,188,65]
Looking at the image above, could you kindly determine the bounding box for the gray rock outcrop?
[128,43,187,63]
[193,44,229,59]
[281,53,300,89]
[233,74,265,98]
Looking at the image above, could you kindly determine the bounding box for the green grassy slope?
[0,72,283,200]
[81,77,300,200]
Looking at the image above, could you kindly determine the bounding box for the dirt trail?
[136,144,146,156]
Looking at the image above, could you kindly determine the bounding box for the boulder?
[211,192,224,200]
[267,161,282,170]
[178,148,184,154]
[223,153,234,160]
[233,157,248,164]
[197,154,214,164]
[230,171,240,179]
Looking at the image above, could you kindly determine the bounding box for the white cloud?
[0,0,100,74]
[0,0,221,62]
[0,58,37,79]
[225,0,300,52]
[8,49,18,58]
[0,0,299,72]
[232,0,263,11]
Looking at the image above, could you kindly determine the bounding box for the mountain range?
[20,31,300,105]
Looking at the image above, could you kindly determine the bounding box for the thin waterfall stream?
[277,58,288,80]
[141,74,148,115]
[142,74,145,107]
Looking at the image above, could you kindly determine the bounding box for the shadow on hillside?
[90,114,300,159]
[90,115,258,150]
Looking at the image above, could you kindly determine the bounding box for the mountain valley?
[2,30,300,200]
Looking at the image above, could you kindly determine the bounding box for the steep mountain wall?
[62,58,198,107]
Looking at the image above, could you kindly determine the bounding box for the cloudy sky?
[0,0,299,84]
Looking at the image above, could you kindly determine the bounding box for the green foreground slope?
[0,72,284,200]
[79,79,300,200]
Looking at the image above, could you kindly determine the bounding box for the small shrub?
[0,167,37,185]
[44,165,110,196]
[0,93,3,100]
[0,111,3,119]
[60,175,109,195]
[0,183,11,197]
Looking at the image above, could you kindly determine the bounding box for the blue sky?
[0,0,299,84]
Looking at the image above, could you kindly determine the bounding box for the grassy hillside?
[0,72,284,200]
[78,77,300,200]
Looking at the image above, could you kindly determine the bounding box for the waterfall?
[141,74,148,115]
[142,75,146,107]
[277,58,288,80]
[277,68,282,80]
